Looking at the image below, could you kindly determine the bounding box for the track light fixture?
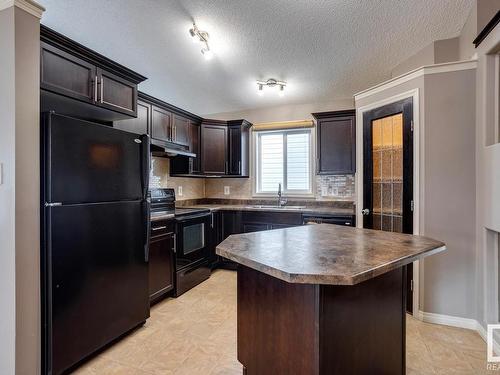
[189,23,213,60]
[256,78,287,96]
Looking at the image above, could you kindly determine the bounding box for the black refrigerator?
[41,112,151,375]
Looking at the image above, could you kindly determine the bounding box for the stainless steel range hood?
[150,139,196,158]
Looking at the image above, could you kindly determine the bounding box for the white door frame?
[355,88,421,318]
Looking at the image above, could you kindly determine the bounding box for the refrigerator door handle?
[140,134,151,199]
[143,199,151,263]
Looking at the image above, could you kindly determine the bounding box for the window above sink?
[254,128,314,197]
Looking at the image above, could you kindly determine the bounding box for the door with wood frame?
[362,97,414,313]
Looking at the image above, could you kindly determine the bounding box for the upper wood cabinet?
[151,105,173,143]
[227,120,251,177]
[189,121,201,173]
[40,42,96,104]
[201,121,228,175]
[40,25,146,121]
[173,119,252,177]
[114,99,150,135]
[97,68,137,116]
[312,110,356,175]
[173,115,190,146]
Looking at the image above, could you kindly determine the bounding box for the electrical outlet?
[178,186,183,196]
[224,186,230,195]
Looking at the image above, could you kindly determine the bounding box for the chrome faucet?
[277,183,287,207]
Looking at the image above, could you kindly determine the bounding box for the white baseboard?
[417,310,479,330]
[417,310,500,355]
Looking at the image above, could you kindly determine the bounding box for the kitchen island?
[216,224,445,375]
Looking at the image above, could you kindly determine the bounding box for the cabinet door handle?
[152,226,167,231]
[225,161,228,174]
[100,76,104,103]
[172,233,176,253]
[94,76,98,102]
[238,161,241,174]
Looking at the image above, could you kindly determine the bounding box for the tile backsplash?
[315,175,355,199]
[150,157,354,201]
[150,157,205,200]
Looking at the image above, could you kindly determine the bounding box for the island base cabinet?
[237,266,406,375]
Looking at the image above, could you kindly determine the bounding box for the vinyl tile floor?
[73,269,490,375]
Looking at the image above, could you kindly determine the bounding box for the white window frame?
[252,128,315,197]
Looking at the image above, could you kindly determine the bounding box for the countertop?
[179,204,355,216]
[150,204,354,222]
[216,224,445,285]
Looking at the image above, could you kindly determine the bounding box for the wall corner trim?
[354,60,478,101]
[0,0,45,18]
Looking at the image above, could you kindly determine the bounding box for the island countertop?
[216,223,445,285]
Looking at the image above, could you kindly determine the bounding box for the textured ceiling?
[39,0,473,115]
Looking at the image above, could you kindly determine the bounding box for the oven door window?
[183,223,205,254]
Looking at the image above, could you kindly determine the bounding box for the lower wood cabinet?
[243,223,270,233]
[149,221,175,304]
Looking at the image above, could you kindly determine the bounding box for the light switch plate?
[224,186,230,195]
[178,186,183,196]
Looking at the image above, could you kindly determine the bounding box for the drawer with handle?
[150,220,174,237]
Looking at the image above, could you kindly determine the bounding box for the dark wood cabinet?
[149,220,175,303]
[208,211,223,268]
[201,121,228,175]
[243,223,270,233]
[40,42,96,104]
[114,99,150,135]
[40,26,146,121]
[227,120,251,177]
[312,110,356,175]
[173,115,190,146]
[151,105,173,143]
[97,68,137,117]
[241,211,303,231]
[189,121,201,173]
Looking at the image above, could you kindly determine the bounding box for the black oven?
[175,212,211,269]
[149,188,212,297]
[174,210,211,296]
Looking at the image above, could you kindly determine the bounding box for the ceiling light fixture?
[256,78,287,96]
[189,23,213,61]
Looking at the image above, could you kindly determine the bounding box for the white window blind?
[257,130,312,194]
[286,133,310,191]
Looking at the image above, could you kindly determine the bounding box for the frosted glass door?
[371,113,403,233]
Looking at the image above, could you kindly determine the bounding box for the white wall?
[14,7,42,375]
[421,69,476,318]
[475,21,500,335]
[391,42,435,78]
[0,6,18,375]
[0,2,43,374]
